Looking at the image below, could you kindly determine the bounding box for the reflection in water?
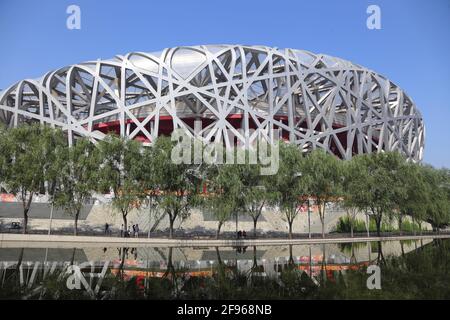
[0,239,449,299]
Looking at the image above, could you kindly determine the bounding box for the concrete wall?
[0,202,432,234]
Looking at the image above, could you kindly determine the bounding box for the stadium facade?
[0,45,425,161]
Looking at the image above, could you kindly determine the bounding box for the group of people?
[120,224,140,238]
[107,225,249,239]
[104,223,140,238]
[237,230,247,239]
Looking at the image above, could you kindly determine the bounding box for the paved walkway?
[1,233,449,248]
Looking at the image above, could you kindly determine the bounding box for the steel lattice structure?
[0,45,424,160]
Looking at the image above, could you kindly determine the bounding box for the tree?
[139,146,162,237]
[0,124,6,189]
[51,138,100,235]
[152,136,203,238]
[97,134,143,234]
[237,158,274,238]
[0,124,65,233]
[350,152,406,237]
[341,158,366,237]
[271,143,309,239]
[301,150,342,238]
[205,160,241,239]
[396,162,429,235]
[422,166,450,232]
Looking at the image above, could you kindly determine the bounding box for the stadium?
[0,44,425,161]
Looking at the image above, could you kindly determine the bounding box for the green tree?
[350,152,406,237]
[51,138,100,235]
[301,150,342,238]
[237,156,274,238]
[0,124,65,233]
[422,166,450,231]
[205,162,240,239]
[0,124,7,189]
[152,136,202,238]
[271,143,308,239]
[396,162,429,235]
[97,134,143,234]
[341,158,366,237]
[139,146,162,237]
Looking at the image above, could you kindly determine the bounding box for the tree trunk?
[321,243,326,287]
[70,248,76,266]
[74,211,80,236]
[375,216,382,237]
[23,211,29,234]
[307,201,311,239]
[288,221,293,239]
[347,211,353,237]
[216,221,223,239]
[366,213,370,237]
[377,241,385,265]
[321,217,325,239]
[288,244,294,266]
[15,248,24,286]
[398,214,403,235]
[169,216,175,239]
[215,247,222,265]
[253,218,258,238]
[123,214,128,237]
[252,246,258,270]
[23,195,33,234]
[118,248,126,280]
[320,205,325,238]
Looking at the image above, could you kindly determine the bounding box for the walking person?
[135,224,140,238]
[127,226,131,238]
[104,223,109,235]
[120,224,124,237]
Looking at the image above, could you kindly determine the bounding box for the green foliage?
[335,216,368,233]
[52,138,100,235]
[236,156,276,236]
[396,162,429,224]
[204,153,241,238]
[301,149,343,237]
[150,136,203,238]
[97,134,143,231]
[271,143,309,238]
[400,220,423,233]
[421,165,450,230]
[0,122,449,238]
[347,152,407,236]
[335,216,423,233]
[0,124,65,233]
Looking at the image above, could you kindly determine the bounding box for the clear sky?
[0,0,448,167]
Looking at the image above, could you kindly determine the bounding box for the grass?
[334,215,424,233]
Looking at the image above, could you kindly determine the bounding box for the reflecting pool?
[0,239,449,299]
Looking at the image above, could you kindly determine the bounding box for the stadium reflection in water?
[1,239,449,299]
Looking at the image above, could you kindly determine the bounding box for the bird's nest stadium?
[0,45,425,161]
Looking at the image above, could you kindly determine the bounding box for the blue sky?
[0,0,449,167]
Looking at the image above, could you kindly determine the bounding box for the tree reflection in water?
[0,240,449,299]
